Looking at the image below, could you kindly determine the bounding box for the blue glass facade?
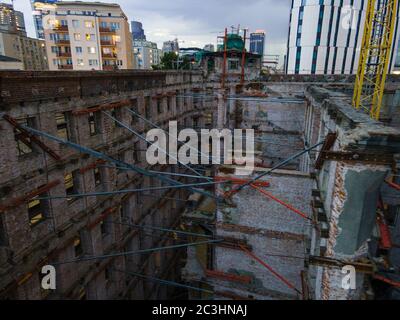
[249,32,265,56]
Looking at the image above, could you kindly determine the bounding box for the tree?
[152,52,192,70]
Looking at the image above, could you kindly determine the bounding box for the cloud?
[15,0,291,57]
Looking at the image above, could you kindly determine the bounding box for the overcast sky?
[13,0,291,59]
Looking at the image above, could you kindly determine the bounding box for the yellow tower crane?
[352,0,399,121]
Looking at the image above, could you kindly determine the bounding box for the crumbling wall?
[213,171,314,299]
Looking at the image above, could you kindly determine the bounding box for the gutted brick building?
[1,71,400,300]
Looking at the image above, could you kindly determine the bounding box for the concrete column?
[321,162,389,300]
[217,90,227,129]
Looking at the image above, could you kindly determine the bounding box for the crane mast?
[352,0,399,120]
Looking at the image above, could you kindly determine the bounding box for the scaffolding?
[352,0,399,120]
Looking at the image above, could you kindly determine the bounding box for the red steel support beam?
[240,29,247,86]
[250,184,312,221]
[386,180,400,191]
[221,28,228,89]
[72,99,131,115]
[377,216,392,249]
[239,244,302,295]
[215,176,269,187]
[205,269,252,284]
[373,275,400,288]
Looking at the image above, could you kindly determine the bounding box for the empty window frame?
[0,215,8,246]
[64,171,79,203]
[228,60,239,70]
[93,167,102,187]
[55,112,70,140]
[157,99,162,114]
[144,96,151,119]
[74,235,83,257]
[27,194,49,227]
[14,117,36,156]
[130,99,138,125]
[100,217,112,238]
[116,151,125,174]
[88,112,100,136]
[133,141,140,163]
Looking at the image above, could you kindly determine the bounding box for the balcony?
[58,65,73,70]
[55,39,70,45]
[56,52,72,58]
[99,27,116,34]
[100,40,116,46]
[102,53,117,59]
[102,65,117,71]
[53,25,69,32]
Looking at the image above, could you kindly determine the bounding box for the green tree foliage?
[152,52,193,70]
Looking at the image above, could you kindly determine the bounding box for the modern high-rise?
[249,30,265,56]
[162,39,179,54]
[31,0,59,39]
[43,1,133,71]
[133,39,161,69]
[0,2,26,36]
[131,20,146,40]
[286,0,400,74]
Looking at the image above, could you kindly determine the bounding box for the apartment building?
[43,1,133,71]
[0,3,48,71]
[133,40,161,69]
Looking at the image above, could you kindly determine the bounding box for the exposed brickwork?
[0,70,215,300]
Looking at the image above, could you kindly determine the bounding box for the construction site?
[1,1,400,301]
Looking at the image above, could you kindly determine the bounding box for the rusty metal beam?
[320,150,393,165]
[315,132,337,169]
[2,114,61,161]
[308,256,374,274]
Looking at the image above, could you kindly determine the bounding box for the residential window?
[84,21,94,28]
[88,112,99,135]
[75,46,83,54]
[74,33,81,41]
[100,21,107,28]
[14,117,35,156]
[28,195,47,227]
[85,34,95,41]
[55,112,70,140]
[87,47,96,54]
[64,171,79,203]
[89,59,98,67]
[77,59,84,66]
[110,22,120,30]
[72,20,80,28]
